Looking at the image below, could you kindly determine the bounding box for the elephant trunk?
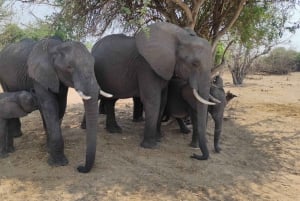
[75,72,100,173]
[189,71,210,160]
[77,90,99,173]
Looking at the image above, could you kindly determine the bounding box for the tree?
[0,22,66,48]
[0,24,24,48]
[225,1,295,84]
[19,1,247,53]
[16,0,300,79]
[0,0,12,28]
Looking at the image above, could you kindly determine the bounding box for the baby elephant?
[164,75,236,153]
[0,90,38,157]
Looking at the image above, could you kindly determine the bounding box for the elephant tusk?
[99,90,113,98]
[209,94,221,104]
[77,90,92,100]
[192,89,216,105]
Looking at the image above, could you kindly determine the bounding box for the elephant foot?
[189,141,198,148]
[77,165,90,173]
[7,145,15,153]
[214,145,222,153]
[47,154,69,166]
[180,127,191,134]
[132,116,144,122]
[80,121,86,129]
[190,153,209,160]
[155,132,164,142]
[106,125,122,133]
[140,139,158,149]
[0,151,9,158]
[13,130,23,138]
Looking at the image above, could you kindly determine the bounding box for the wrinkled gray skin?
[82,22,213,159]
[0,91,38,157]
[0,38,100,173]
[164,75,230,153]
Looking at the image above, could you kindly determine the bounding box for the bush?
[252,47,299,74]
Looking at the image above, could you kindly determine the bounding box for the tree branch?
[211,0,247,53]
[191,0,205,28]
[167,0,193,27]
[211,40,234,77]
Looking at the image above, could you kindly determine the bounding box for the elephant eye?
[191,60,200,68]
[65,65,73,72]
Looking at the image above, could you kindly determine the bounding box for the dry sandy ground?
[0,72,299,201]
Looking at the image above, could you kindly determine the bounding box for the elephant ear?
[136,22,184,80]
[28,39,62,93]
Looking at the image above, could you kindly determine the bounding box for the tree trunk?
[231,70,244,85]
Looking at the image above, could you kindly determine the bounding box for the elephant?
[0,90,38,157]
[163,75,237,152]
[0,37,112,173]
[81,22,215,160]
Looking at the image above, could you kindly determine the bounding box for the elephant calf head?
[0,91,37,119]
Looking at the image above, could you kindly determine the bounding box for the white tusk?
[99,90,113,98]
[209,94,221,104]
[77,91,92,100]
[192,89,216,105]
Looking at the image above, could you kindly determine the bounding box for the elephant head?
[18,91,38,113]
[27,38,112,173]
[136,22,214,159]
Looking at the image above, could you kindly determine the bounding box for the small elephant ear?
[28,39,61,93]
[136,22,184,80]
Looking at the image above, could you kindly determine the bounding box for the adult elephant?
[0,38,111,173]
[84,22,215,160]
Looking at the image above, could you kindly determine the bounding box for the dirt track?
[0,72,299,201]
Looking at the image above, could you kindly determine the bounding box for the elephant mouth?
[76,89,113,100]
[192,89,216,105]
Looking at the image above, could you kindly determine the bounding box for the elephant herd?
[0,22,235,173]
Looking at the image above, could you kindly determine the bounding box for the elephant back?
[0,39,37,91]
[92,34,136,63]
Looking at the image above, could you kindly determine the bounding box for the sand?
[0,72,299,201]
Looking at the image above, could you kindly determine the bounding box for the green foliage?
[253,47,299,74]
[215,42,225,65]
[0,24,25,47]
[231,2,287,49]
[0,22,67,49]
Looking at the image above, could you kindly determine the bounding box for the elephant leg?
[156,87,168,141]
[39,112,51,151]
[176,118,191,134]
[141,99,161,148]
[57,85,68,123]
[0,119,9,158]
[105,98,122,133]
[80,112,87,129]
[132,97,144,122]
[190,111,199,148]
[211,112,223,153]
[8,118,23,138]
[99,98,107,114]
[139,84,164,148]
[34,82,68,166]
[7,126,15,153]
